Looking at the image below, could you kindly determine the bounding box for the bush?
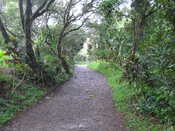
[0,50,12,67]
[138,86,175,125]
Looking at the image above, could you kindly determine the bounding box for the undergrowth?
[0,72,45,125]
[0,69,71,125]
[88,61,174,131]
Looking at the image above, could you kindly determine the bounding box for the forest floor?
[1,65,127,131]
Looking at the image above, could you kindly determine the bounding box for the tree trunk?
[24,0,53,84]
[57,37,70,74]
[131,19,137,61]
[24,0,42,73]
[57,26,70,74]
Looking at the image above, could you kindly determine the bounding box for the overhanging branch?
[32,0,55,21]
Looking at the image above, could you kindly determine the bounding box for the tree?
[0,0,56,84]
[54,0,96,74]
[18,0,55,73]
[88,0,175,125]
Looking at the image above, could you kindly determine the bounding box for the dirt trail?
[1,65,127,131]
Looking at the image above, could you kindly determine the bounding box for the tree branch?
[0,16,10,43]
[18,0,25,30]
[32,0,55,20]
[63,17,89,37]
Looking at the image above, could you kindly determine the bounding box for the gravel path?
[1,66,127,131]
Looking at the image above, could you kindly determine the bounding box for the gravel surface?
[1,65,127,131]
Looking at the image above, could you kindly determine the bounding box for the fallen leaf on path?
[88,94,96,97]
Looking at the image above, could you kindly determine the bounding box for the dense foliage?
[88,0,175,126]
[89,61,174,131]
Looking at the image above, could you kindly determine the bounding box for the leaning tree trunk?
[24,0,41,73]
[25,26,54,84]
[57,25,70,74]
[23,0,55,85]
[57,37,70,74]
